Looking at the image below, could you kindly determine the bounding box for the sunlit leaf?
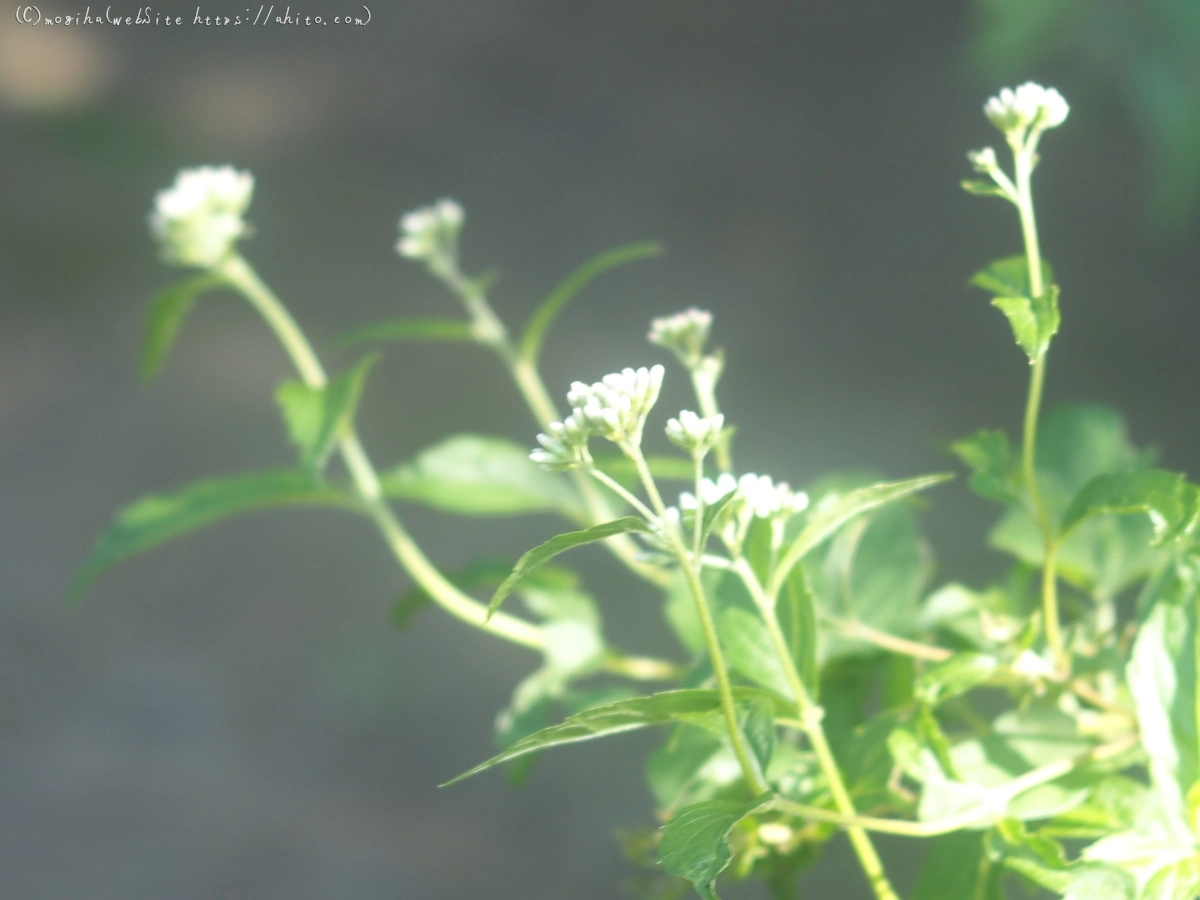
[990,286,1060,362]
[276,354,379,475]
[914,653,997,706]
[381,434,585,519]
[70,470,356,602]
[969,255,1055,299]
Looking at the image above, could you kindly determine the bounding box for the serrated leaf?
[914,653,997,706]
[658,794,773,900]
[381,434,585,519]
[990,286,1060,362]
[70,470,356,602]
[1061,469,1197,544]
[139,273,228,383]
[969,255,1055,299]
[488,517,651,617]
[1127,597,1199,832]
[775,473,951,590]
[519,241,663,365]
[442,688,772,786]
[950,429,1019,504]
[333,317,474,348]
[276,354,379,475]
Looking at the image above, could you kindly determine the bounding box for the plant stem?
[626,444,767,794]
[691,365,731,473]
[822,614,953,662]
[733,560,899,900]
[1012,141,1063,664]
[220,255,545,650]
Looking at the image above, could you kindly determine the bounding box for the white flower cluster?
[648,308,712,368]
[149,166,254,268]
[665,410,724,456]
[984,82,1069,139]
[530,365,666,471]
[674,472,808,550]
[396,198,464,265]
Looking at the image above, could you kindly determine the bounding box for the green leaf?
[519,241,663,365]
[276,354,379,475]
[1061,469,1197,543]
[719,606,792,699]
[950,429,1019,504]
[969,255,1055,299]
[1044,776,1150,838]
[488,517,651,617]
[442,688,766,786]
[912,831,994,900]
[990,286,1060,362]
[332,317,475,348]
[1141,856,1200,900]
[914,653,997,706]
[70,470,355,602]
[781,564,818,695]
[139,273,227,383]
[647,726,736,815]
[381,434,585,519]
[778,473,951,584]
[657,794,773,900]
[961,179,1014,201]
[1127,596,1199,832]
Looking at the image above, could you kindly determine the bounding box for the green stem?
[691,365,731,474]
[1013,142,1063,664]
[627,444,767,794]
[733,560,898,900]
[220,255,544,651]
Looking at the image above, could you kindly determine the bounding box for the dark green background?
[2,2,1198,897]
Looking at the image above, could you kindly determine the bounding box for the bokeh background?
[3,1,1200,898]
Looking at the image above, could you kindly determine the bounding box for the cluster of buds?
[665,410,724,457]
[675,472,809,552]
[149,166,254,268]
[396,198,464,272]
[984,82,1069,140]
[530,365,666,472]
[648,308,712,369]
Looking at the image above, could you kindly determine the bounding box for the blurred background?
[2,1,1199,897]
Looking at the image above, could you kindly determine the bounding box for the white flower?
[397,198,464,264]
[567,365,665,445]
[735,473,809,520]
[665,410,724,456]
[648,308,712,367]
[984,83,1069,138]
[530,415,592,472]
[678,474,738,513]
[149,166,254,267]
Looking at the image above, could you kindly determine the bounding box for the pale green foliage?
[72,87,1200,900]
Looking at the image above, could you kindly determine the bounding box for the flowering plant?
[74,84,1200,899]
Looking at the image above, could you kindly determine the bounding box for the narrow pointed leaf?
[381,434,584,519]
[777,473,951,586]
[961,179,1014,201]
[333,317,474,348]
[442,688,760,786]
[276,354,379,475]
[519,241,663,365]
[70,470,356,602]
[658,794,773,900]
[488,517,651,618]
[140,273,227,383]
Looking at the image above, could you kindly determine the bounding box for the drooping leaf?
[488,517,651,618]
[381,434,585,520]
[914,653,997,707]
[1127,596,1199,831]
[276,354,379,475]
[519,241,663,365]
[658,794,773,900]
[442,688,775,786]
[139,273,228,383]
[1061,469,1197,544]
[969,255,1055,299]
[950,429,1019,504]
[775,473,951,590]
[70,470,356,602]
[332,317,475,348]
[990,286,1060,362]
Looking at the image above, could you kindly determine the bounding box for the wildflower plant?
[73,83,1200,899]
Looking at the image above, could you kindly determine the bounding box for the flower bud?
[397,198,464,266]
[149,166,254,268]
[648,308,713,368]
[665,410,724,456]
